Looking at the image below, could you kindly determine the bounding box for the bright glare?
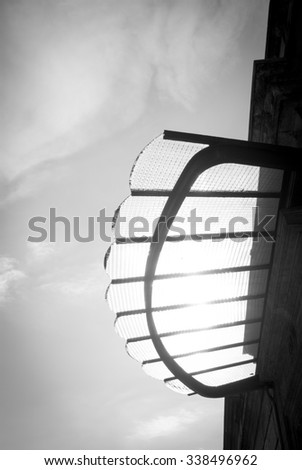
[151,230,259,385]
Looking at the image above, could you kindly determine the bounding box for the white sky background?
[0,0,270,449]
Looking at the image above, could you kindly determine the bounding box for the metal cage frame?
[143,130,301,398]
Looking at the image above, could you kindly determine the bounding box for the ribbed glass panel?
[113,196,278,239]
[130,135,206,191]
[194,362,257,386]
[130,136,283,193]
[176,344,259,374]
[142,345,259,382]
[162,323,261,357]
[152,270,268,308]
[165,379,193,395]
[113,196,167,239]
[108,269,268,315]
[115,314,149,339]
[106,237,272,280]
[106,243,150,279]
[153,299,264,334]
[107,282,144,313]
[126,339,159,362]
[156,237,272,276]
[108,269,267,314]
[114,297,264,340]
[192,164,283,192]
[171,197,278,236]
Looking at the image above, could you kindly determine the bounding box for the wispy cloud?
[0,257,26,303]
[127,408,202,441]
[0,0,265,182]
[27,240,56,262]
[1,157,67,204]
[39,262,104,296]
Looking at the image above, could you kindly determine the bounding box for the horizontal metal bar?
[163,130,302,161]
[116,230,276,244]
[164,358,257,383]
[127,318,262,343]
[131,189,280,198]
[117,303,200,318]
[164,130,252,146]
[142,339,260,365]
[112,264,270,285]
[116,294,265,318]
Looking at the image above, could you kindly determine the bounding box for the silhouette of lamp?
[105,130,300,398]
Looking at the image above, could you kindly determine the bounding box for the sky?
[0,0,270,450]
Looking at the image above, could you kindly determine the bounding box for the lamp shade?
[105,130,297,397]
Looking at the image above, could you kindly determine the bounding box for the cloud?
[39,262,104,297]
[0,0,265,181]
[149,0,250,107]
[127,408,202,441]
[1,157,67,204]
[0,257,26,302]
[27,241,56,262]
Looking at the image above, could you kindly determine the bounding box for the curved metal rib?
[144,139,299,397]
